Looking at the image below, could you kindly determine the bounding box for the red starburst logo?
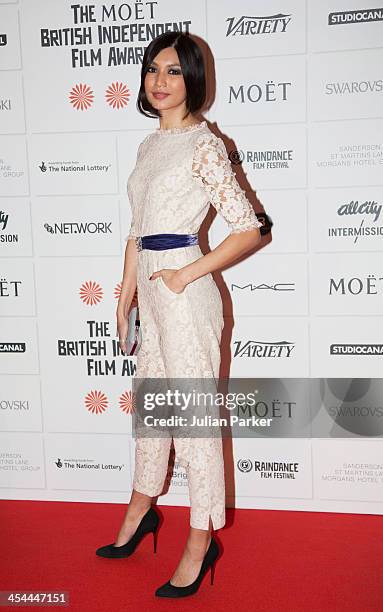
[119,390,136,414]
[85,390,108,414]
[105,82,130,109]
[114,281,122,299]
[79,280,103,305]
[69,83,94,110]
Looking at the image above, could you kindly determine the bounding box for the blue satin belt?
[135,233,199,251]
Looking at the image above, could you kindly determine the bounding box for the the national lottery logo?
[226,14,292,36]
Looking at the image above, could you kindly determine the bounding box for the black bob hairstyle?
[137,31,206,120]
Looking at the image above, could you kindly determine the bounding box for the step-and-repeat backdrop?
[1,0,382,515]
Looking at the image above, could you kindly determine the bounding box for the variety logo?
[329,275,383,295]
[328,8,383,25]
[228,81,291,104]
[231,282,295,292]
[230,148,294,170]
[233,340,295,358]
[44,220,112,236]
[325,80,383,95]
[226,13,292,36]
[330,344,383,355]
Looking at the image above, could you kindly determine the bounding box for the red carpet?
[1,500,382,611]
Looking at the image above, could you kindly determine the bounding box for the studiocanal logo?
[226,13,292,36]
[330,344,383,355]
[328,8,383,25]
[0,342,26,353]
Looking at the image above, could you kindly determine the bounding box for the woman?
[96,31,262,598]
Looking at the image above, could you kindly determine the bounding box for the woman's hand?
[150,269,186,294]
[116,309,129,355]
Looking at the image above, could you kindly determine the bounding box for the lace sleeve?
[124,136,149,242]
[192,132,263,234]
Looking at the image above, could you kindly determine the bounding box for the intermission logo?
[231,282,295,292]
[226,14,292,36]
[38,160,111,174]
[44,220,112,236]
[328,8,383,25]
[230,148,294,170]
[233,340,295,358]
[328,199,383,244]
[228,81,291,104]
[237,458,299,479]
[0,210,19,244]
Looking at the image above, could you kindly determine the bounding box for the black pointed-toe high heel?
[96,506,159,558]
[154,537,219,598]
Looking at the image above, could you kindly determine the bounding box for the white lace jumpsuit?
[124,120,262,530]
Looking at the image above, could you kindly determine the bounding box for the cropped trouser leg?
[132,247,226,531]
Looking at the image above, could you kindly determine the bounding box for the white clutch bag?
[126,305,142,355]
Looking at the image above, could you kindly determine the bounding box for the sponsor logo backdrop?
[1,0,382,514]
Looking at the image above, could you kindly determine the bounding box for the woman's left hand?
[149,269,186,294]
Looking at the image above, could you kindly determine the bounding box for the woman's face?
[144,46,187,113]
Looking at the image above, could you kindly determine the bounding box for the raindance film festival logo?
[328,8,383,25]
[226,13,292,36]
[237,458,299,479]
[229,147,293,170]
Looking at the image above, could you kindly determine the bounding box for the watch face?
[127,306,142,355]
